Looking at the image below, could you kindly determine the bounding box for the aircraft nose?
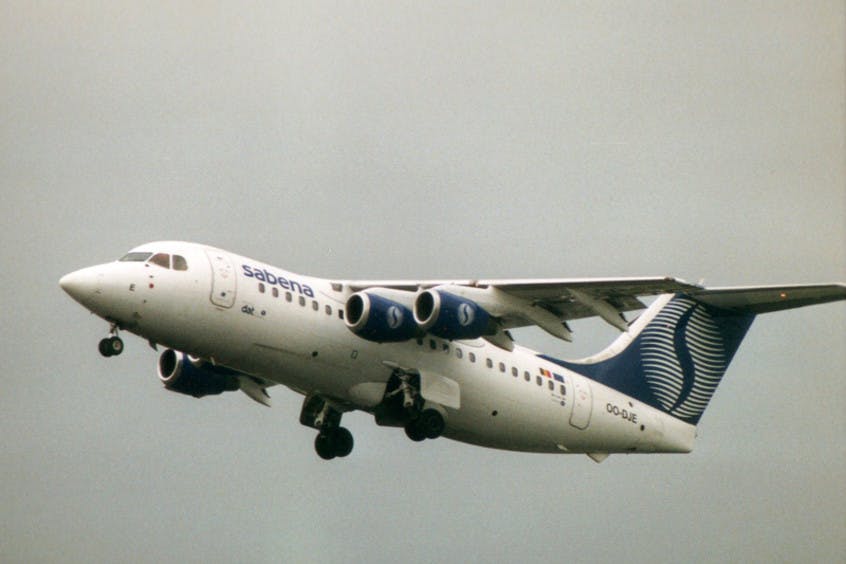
[59,267,101,305]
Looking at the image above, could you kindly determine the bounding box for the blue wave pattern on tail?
[541,295,755,425]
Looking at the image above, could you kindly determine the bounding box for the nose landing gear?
[98,324,124,357]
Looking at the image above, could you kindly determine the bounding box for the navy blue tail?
[541,294,756,425]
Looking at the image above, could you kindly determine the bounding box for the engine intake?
[157,349,240,398]
[414,289,497,340]
[344,290,419,343]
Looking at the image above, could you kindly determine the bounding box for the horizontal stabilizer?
[690,284,846,314]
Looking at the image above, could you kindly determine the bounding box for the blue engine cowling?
[157,349,240,398]
[414,290,497,340]
[344,291,419,343]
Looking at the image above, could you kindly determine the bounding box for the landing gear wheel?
[314,427,355,460]
[332,427,354,458]
[98,335,124,357]
[315,433,336,460]
[419,409,445,439]
[107,336,124,356]
[404,421,426,442]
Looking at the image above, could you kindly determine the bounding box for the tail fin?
[543,284,846,425]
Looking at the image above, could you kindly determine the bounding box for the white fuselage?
[62,241,696,456]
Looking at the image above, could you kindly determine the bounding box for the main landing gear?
[300,395,354,460]
[378,370,446,444]
[98,324,124,357]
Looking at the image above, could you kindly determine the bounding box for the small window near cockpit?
[149,253,170,269]
[172,255,188,271]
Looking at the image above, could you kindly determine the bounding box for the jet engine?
[414,289,497,340]
[157,349,240,398]
[344,289,420,343]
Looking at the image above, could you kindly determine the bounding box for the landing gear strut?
[98,324,124,357]
[300,395,354,460]
[377,369,447,443]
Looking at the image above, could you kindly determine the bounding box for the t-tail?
[543,284,846,426]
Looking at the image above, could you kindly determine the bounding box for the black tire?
[332,427,354,458]
[404,421,426,442]
[98,338,113,357]
[108,336,124,356]
[419,409,445,439]
[315,433,336,460]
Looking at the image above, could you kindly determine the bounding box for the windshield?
[119,252,153,262]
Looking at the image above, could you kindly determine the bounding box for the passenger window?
[498,362,505,373]
[299,296,306,306]
[443,343,450,353]
[469,352,476,363]
[172,255,188,271]
[548,380,554,390]
[560,384,566,395]
[286,292,292,302]
[486,358,493,369]
[524,371,530,382]
[325,305,332,315]
[456,348,463,359]
[536,376,542,386]
[338,309,344,320]
[149,253,170,269]
[272,287,279,298]
[511,367,518,377]
[429,339,437,350]
[312,300,319,311]
[258,283,265,293]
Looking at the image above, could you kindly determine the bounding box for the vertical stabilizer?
[542,294,756,425]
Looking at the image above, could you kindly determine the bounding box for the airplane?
[59,241,846,462]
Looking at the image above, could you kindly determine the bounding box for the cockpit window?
[120,252,153,262]
[148,253,170,269]
[172,255,188,271]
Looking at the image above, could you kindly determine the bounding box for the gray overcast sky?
[2,2,844,563]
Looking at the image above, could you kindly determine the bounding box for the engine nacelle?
[344,290,419,343]
[414,289,497,340]
[157,349,240,398]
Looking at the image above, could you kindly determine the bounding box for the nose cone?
[59,267,101,306]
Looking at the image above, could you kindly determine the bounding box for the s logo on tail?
[641,298,729,422]
[543,294,756,425]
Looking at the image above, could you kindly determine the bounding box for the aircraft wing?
[342,276,701,336]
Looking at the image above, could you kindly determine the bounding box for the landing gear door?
[418,370,461,409]
[206,250,237,308]
[569,376,593,430]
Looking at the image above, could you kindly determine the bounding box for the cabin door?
[569,377,593,430]
[206,250,237,308]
